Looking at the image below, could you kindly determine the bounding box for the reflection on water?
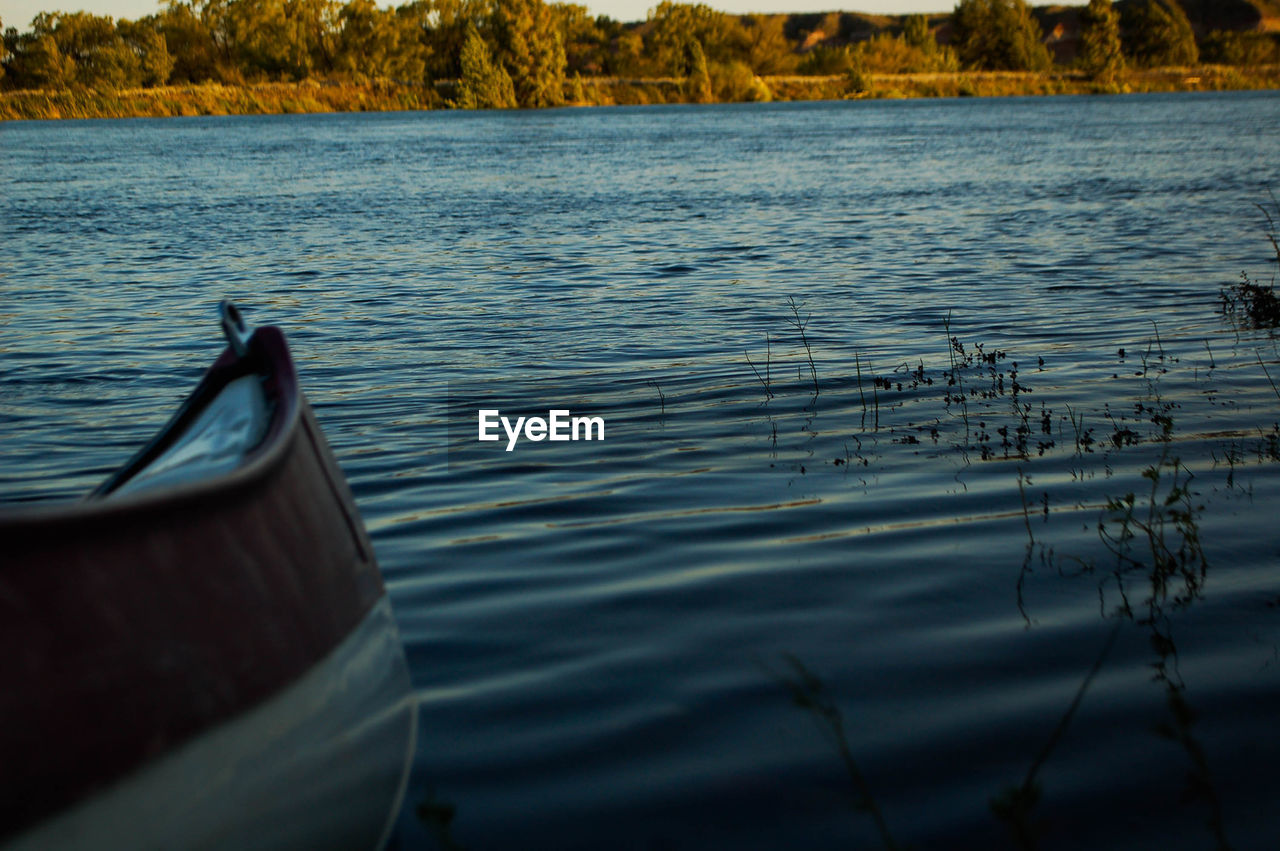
[2,93,1280,849]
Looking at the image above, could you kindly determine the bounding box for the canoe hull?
[5,595,416,851]
[0,324,414,847]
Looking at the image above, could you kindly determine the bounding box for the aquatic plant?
[990,623,1120,851]
[785,296,820,397]
[647,379,667,418]
[418,789,468,851]
[1219,194,1280,329]
[766,654,902,851]
[757,284,1280,846]
[1098,453,1206,616]
[745,333,774,400]
[1220,273,1280,329]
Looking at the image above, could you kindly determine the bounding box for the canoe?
[0,303,417,850]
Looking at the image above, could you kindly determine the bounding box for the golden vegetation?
[5,64,1278,121]
[2,0,1279,120]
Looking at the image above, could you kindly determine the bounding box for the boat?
[0,302,417,850]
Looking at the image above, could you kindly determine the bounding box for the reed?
[785,296,819,397]
[0,80,443,121]
[646,379,666,418]
[745,333,774,400]
[752,199,1280,849]
[855,351,867,428]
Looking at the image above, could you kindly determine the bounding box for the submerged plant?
[767,654,903,851]
[991,623,1120,851]
[418,789,467,851]
[1098,450,1207,618]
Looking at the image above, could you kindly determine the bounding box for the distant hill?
[759,1,1280,66]
[1030,0,1280,63]
[1118,0,1280,33]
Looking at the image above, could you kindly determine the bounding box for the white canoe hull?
[5,594,416,851]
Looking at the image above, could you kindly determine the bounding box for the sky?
[1,0,1087,31]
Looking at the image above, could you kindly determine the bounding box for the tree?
[950,0,1051,71]
[206,0,338,81]
[119,18,175,86]
[1202,29,1280,66]
[647,1,734,74]
[8,33,75,87]
[853,31,957,74]
[217,0,300,79]
[1121,0,1198,67]
[157,2,221,82]
[903,13,933,52]
[335,0,426,81]
[491,0,565,107]
[739,14,792,75]
[549,4,606,76]
[605,28,643,76]
[287,0,339,76]
[409,0,480,82]
[683,36,711,102]
[7,12,156,89]
[1078,0,1124,82]
[454,21,515,107]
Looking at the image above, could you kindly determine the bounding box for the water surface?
[3,92,1280,849]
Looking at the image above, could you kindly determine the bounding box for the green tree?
[708,58,767,101]
[491,0,565,106]
[217,0,297,79]
[454,21,515,107]
[647,1,734,74]
[119,18,175,85]
[413,0,484,81]
[335,0,426,81]
[289,0,338,75]
[903,13,933,52]
[683,36,711,102]
[739,13,792,75]
[950,0,1051,71]
[796,44,851,75]
[550,3,606,76]
[208,0,338,81]
[1121,0,1198,67]
[8,33,75,87]
[10,12,155,88]
[605,28,644,76]
[157,2,221,82]
[1079,0,1124,81]
[846,57,869,94]
[854,30,957,73]
[1202,29,1280,66]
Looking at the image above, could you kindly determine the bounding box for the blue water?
[3,92,1280,849]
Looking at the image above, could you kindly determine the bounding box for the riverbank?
[3,65,1278,120]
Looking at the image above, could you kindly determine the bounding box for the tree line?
[1,0,1277,105]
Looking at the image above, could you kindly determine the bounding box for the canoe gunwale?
[0,322,398,845]
[0,326,299,534]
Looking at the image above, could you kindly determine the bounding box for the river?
[3,91,1280,849]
